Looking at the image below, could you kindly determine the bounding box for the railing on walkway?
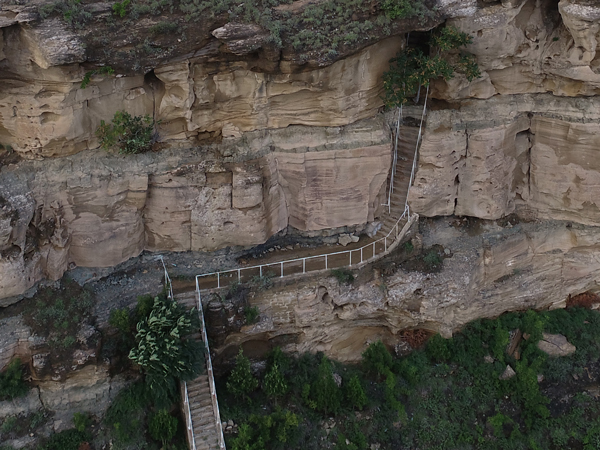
[195,206,413,291]
[196,286,227,449]
[180,80,431,450]
[161,256,198,450]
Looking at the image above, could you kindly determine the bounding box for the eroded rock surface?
[214,218,600,362]
[0,119,390,301]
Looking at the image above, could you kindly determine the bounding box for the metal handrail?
[193,87,429,291]
[196,281,227,449]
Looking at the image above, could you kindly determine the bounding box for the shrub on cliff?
[227,348,259,400]
[128,295,204,407]
[0,359,28,401]
[383,25,481,107]
[96,110,156,154]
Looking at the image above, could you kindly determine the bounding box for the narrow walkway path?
[194,123,421,291]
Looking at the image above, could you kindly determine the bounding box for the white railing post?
[280,262,284,278]
[238,269,241,283]
[217,272,220,289]
[302,258,306,273]
[325,254,328,270]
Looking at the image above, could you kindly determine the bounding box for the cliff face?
[1,0,600,316]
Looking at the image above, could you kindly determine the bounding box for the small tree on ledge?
[383,25,481,108]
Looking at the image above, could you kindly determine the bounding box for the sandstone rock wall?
[0,120,390,302]
[408,94,600,224]
[216,219,600,362]
[0,27,402,159]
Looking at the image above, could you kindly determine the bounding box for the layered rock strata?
[0,119,390,302]
[214,218,600,362]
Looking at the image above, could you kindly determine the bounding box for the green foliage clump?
[231,410,299,450]
[423,249,442,270]
[244,305,260,324]
[109,308,131,334]
[72,412,91,433]
[331,268,354,285]
[104,382,150,446]
[382,0,432,22]
[128,295,204,407]
[311,355,342,415]
[80,66,115,89]
[263,363,288,401]
[0,359,28,401]
[38,0,92,28]
[96,111,156,154]
[344,375,367,410]
[227,348,259,400]
[149,21,179,35]
[112,0,130,17]
[148,409,178,447]
[362,341,393,377]
[383,25,481,107]
[38,429,91,450]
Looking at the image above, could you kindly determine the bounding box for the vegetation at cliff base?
[219,306,600,450]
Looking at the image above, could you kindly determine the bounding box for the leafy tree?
[148,409,178,447]
[263,362,288,401]
[128,295,204,407]
[345,375,367,410]
[231,410,299,450]
[96,110,156,154]
[312,355,342,415]
[362,340,393,377]
[383,25,481,107]
[227,348,259,400]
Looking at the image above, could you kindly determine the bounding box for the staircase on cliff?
[176,290,224,450]
[377,124,420,238]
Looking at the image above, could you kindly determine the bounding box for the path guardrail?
[196,287,226,449]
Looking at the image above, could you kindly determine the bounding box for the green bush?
[96,111,156,154]
[148,409,178,447]
[38,429,90,450]
[362,341,393,377]
[227,348,259,400]
[149,21,179,35]
[244,306,260,324]
[263,363,288,401]
[232,410,299,450]
[425,334,451,363]
[128,295,204,407]
[345,375,367,410]
[1,416,17,434]
[72,412,90,433]
[80,66,114,89]
[331,268,354,285]
[109,308,131,333]
[312,356,342,415]
[112,0,130,17]
[0,359,28,401]
[382,0,431,22]
[104,382,149,445]
[383,25,480,107]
